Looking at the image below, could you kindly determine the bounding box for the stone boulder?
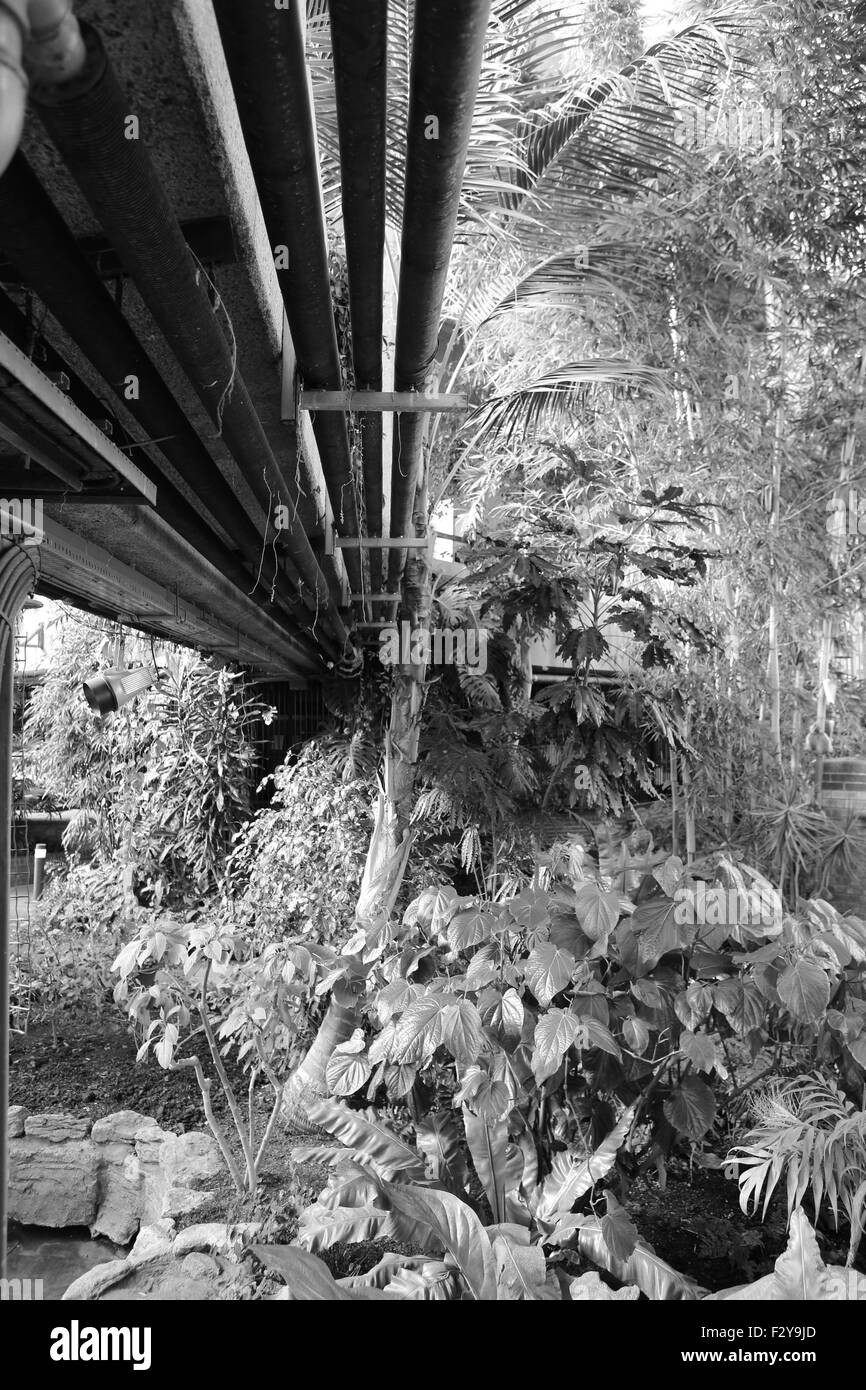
[9,1138,99,1227]
[7,1107,221,1241]
[24,1113,90,1142]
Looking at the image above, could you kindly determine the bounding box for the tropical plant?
[728,1073,866,1265]
[112,912,304,1196]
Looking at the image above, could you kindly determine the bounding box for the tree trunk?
[282,563,430,1133]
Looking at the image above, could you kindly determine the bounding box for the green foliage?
[226,739,373,948]
[137,664,272,895]
[728,1073,866,1263]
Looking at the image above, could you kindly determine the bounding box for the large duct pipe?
[387,0,492,595]
[328,0,387,595]
[0,285,332,665]
[32,23,354,655]
[0,0,84,175]
[211,0,362,594]
[0,540,38,1280]
[0,156,331,640]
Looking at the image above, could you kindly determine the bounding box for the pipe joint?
[25,0,86,86]
[0,0,28,177]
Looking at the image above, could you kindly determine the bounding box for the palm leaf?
[467,362,669,446]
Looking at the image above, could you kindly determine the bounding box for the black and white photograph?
[0,0,864,1357]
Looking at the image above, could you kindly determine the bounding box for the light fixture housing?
[82,665,156,716]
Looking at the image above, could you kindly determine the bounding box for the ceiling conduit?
[0,154,330,644]
[387,0,492,597]
[328,0,388,598]
[0,286,331,670]
[211,0,363,597]
[31,22,354,658]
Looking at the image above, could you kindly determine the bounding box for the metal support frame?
[0,541,39,1280]
[300,390,467,413]
[0,329,157,505]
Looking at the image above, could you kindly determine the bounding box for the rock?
[180,1252,221,1281]
[8,1138,98,1227]
[569,1272,641,1301]
[134,1126,174,1160]
[128,1220,176,1268]
[164,1131,222,1189]
[24,1113,90,1142]
[62,1259,132,1301]
[8,1105,26,1138]
[91,1111,159,1144]
[91,1149,145,1246]
[161,1187,212,1220]
[173,1222,261,1261]
[144,1270,215,1301]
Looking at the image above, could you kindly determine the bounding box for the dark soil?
[624,1162,859,1290]
[9,1004,245,1130]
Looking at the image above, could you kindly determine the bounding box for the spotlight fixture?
[82,665,157,716]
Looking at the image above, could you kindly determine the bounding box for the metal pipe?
[0,540,38,1280]
[33,23,354,654]
[329,0,387,595]
[32,841,45,899]
[387,0,492,595]
[0,157,327,645]
[211,0,362,595]
[0,0,27,176]
[24,0,84,83]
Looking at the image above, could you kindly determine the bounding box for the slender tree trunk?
[282,561,431,1133]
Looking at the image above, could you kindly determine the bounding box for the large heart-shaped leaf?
[326,1043,373,1097]
[525,943,575,1007]
[574,882,621,941]
[532,1007,583,1083]
[776,959,830,1023]
[382,1182,497,1301]
[440,999,483,1065]
[483,986,525,1046]
[679,1030,717,1074]
[448,905,494,952]
[631,894,684,966]
[711,979,765,1035]
[390,989,456,1062]
[664,1076,717,1140]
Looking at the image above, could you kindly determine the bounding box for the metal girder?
[300,390,467,413]
[0,329,156,504]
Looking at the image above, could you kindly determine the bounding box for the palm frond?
[466,361,669,445]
